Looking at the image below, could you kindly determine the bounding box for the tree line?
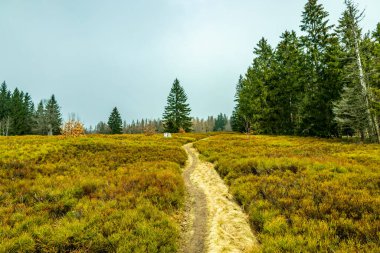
[231,0,380,142]
[1,78,231,136]
[91,79,231,134]
[91,115,231,134]
[0,81,62,136]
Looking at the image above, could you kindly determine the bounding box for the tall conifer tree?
[162,79,192,133]
[299,0,342,137]
[34,101,49,135]
[108,107,123,134]
[240,38,273,133]
[335,0,380,142]
[23,93,35,134]
[0,82,11,135]
[214,113,228,131]
[231,75,246,132]
[269,30,305,134]
[10,88,26,135]
[45,95,62,135]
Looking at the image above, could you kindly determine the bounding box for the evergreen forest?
[232,0,380,143]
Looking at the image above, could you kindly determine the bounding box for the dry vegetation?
[194,134,380,252]
[61,120,86,137]
[0,133,207,252]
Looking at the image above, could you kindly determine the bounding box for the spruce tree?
[269,30,305,135]
[10,88,26,135]
[45,95,62,135]
[23,93,35,134]
[334,85,368,138]
[34,100,49,135]
[0,82,10,120]
[239,38,273,133]
[108,107,123,134]
[214,113,228,131]
[335,0,380,142]
[231,75,247,132]
[1,83,37,136]
[162,79,192,133]
[0,82,11,136]
[300,0,332,71]
[371,24,380,126]
[299,0,342,137]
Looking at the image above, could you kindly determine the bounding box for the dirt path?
[180,143,258,253]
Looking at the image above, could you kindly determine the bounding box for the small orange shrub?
[61,120,85,137]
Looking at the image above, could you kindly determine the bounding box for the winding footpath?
[180,143,258,253]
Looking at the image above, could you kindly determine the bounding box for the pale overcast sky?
[1,0,379,127]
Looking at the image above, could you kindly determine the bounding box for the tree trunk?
[48,124,53,136]
[360,129,365,142]
[5,117,10,136]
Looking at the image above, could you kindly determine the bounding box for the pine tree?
[23,93,35,134]
[0,82,10,120]
[230,0,379,142]
[10,88,26,135]
[269,30,305,134]
[300,0,333,71]
[0,82,59,136]
[162,78,192,133]
[1,83,38,136]
[45,95,62,135]
[214,113,228,131]
[335,0,380,142]
[371,23,380,126]
[239,38,273,133]
[34,100,49,135]
[334,85,368,138]
[231,75,247,132]
[299,0,338,137]
[0,82,11,136]
[108,107,123,134]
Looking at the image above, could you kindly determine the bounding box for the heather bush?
[194,134,380,252]
[0,133,207,252]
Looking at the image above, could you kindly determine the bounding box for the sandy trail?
[180,143,258,253]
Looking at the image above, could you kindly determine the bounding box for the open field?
[0,134,207,252]
[194,134,380,252]
[1,133,379,252]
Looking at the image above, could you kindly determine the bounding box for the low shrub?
[0,133,207,252]
[194,134,380,252]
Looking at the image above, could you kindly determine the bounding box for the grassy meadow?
[0,133,207,252]
[194,134,380,252]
